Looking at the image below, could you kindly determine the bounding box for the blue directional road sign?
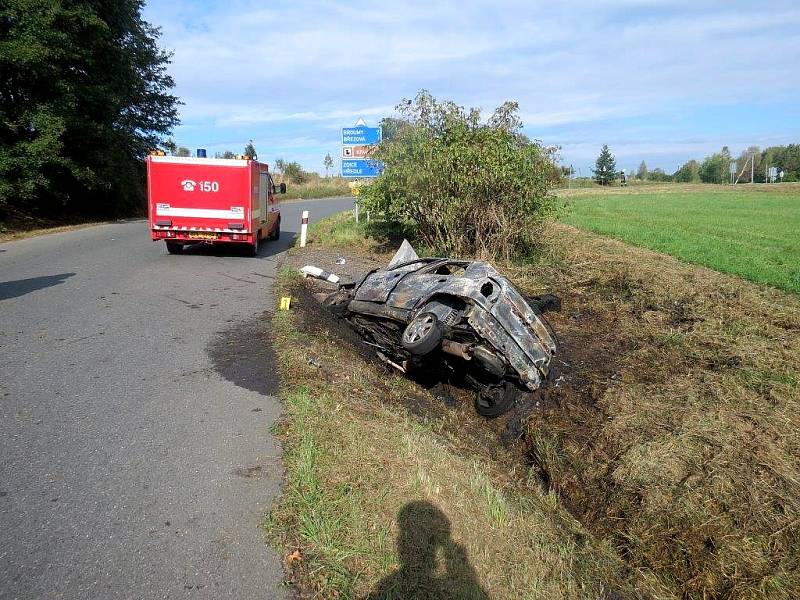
[341,159,383,178]
[342,126,382,145]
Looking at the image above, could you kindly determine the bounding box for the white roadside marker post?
[300,210,309,248]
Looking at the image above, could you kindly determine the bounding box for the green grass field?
[561,185,800,293]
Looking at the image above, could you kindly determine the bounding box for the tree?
[649,168,671,182]
[762,144,800,181]
[699,149,731,184]
[637,161,648,181]
[274,158,286,177]
[593,145,617,185]
[360,90,558,261]
[324,153,334,177]
[243,140,257,160]
[176,146,191,157]
[0,0,179,219]
[282,161,308,184]
[163,138,177,156]
[673,159,701,182]
[378,117,406,143]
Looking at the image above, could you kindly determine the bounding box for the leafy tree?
[673,159,701,183]
[699,149,731,184]
[593,145,617,185]
[762,144,800,181]
[274,158,286,176]
[637,161,648,181]
[378,117,405,143]
[734,146,762,183]
[360,90,558,260]
[323,153,334,177]
[649,168,671,182]
[163,138,177,155]
[243,140,257,160]
[0,0,179,219]
[282,161,307,184]
[176,146,191,157]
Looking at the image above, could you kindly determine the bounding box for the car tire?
[166,241,183,254]
[269,218,281,240]
[474,382,518,418]
[401,312,443,355]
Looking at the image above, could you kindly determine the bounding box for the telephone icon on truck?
[180,179,197,192]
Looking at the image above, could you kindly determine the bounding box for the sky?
[142,0,800,176]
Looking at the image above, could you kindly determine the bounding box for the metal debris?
[300,265,340,284]
[321,242,558,417]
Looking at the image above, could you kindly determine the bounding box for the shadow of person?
[365,501,490,600]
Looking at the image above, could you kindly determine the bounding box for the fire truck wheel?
[269,218,281,241]
[248,235,259,257]
[166,242,183,254]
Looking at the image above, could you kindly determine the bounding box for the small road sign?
[342,145,376,159]
[342,159,382,178]
[342,126,382,145]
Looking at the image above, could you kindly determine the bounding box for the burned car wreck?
[309,244,557,417]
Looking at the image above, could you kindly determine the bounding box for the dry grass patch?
[272,212,800,598]
[266,270,629,599]
[511,224,800,599]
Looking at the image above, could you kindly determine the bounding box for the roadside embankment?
[266,210,800,599]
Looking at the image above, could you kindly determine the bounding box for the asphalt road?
[0,197,354,599]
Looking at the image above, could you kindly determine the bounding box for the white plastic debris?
[336,256,346,265]
[387,239,419,267]
[299,265,340,284]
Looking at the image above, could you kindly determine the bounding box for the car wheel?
[166,241,183,254]
[401,312,443,355]
[474,382,518,418]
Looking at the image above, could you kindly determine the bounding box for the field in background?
[280,176,351,201]
[561,183,800,293]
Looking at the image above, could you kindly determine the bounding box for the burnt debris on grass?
[272,213,800,599]
[303,243,559,419]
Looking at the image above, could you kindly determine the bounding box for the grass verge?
[0,217,115,243]
[272,209,800,599]
[266,268,628,599]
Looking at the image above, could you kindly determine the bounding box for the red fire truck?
[146,154,284,255]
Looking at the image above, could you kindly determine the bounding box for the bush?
[360,91,559,261]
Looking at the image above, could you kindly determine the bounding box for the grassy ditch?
[271,209,800,599]
[561,184,800,293]
[510,225,800,599]
[266,268,628,599]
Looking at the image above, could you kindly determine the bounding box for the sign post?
[341,121,382,179]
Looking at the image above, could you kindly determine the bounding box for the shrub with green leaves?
[360,91,559,261]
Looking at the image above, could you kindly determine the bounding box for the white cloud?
[144,0,800,173]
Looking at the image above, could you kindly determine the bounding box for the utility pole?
[750,153,754,184]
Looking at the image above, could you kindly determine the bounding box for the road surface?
[0,197,354,599]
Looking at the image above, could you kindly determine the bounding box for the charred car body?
[320,249,557,416]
